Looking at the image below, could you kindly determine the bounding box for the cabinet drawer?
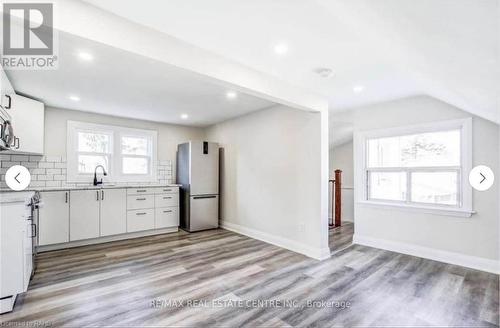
[127,195,154,210]
[127,209,154,232]
[126,188,156,196]
[153,187,179,194]
[155,193,179,208]
[155,207,179,229]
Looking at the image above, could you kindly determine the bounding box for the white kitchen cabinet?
[23,218,33,290]
[0,192,32,314]
[127,209,155,232]
[0,66,14,110]
[100,189,126,236]
[127,194,155,210]
[155,193,179,208]
[7,94,44,154]
[38,191,70,246]
[70,190,100,241]
[0,202,24,313]
[155,207,179,229]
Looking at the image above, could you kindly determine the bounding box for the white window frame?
[67,121,158,183]
[355,118,473,217]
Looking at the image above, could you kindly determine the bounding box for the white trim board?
[353,234,500,274]
[38,227,178,252]
[220,221,331,261]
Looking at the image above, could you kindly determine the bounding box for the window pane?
[123,157,149,175]
[369,172,407,201]
[122,136,149,155]
[78,155,109,174]
[411,171,458,206]
[78,132,110,153]
[368,130,460,168]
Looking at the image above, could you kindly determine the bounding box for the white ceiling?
[83,0,500,123]
[4,31,275,127]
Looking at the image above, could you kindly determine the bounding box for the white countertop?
[0,191,35,203]
[0,184,181,193]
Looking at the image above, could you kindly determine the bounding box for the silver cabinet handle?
[163,210,172,213]
[137,190,147,193]
[5,95,11,109]
[101,190,104,201]
[65,192,68,203]
[163,196,172,199]
[136,198,146,201]
[31,223,37,238]
[136,212,147,216]
[193,195,216,199]
[163,189,172,192]
[97,191,99,201]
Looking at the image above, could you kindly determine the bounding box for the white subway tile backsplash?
[31,168,45,175]
[0,155,174,190]
[11,155,30,162]
[21,161,38,168]
[29,181,46,187]
[38,162,54,168]
[46,168,61,175]
[44,156,62,162]
[2,161,20,167]
[29,155,43,162]
[45,181,61,187]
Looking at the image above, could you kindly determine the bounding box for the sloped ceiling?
[83,0,500,124]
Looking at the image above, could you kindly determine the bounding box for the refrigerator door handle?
[193,195,217,199]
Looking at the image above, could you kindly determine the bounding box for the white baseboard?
[38,227,179,252]
[221,221,331,261]
[353,234,500,274]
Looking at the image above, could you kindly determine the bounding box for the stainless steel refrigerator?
[177,141,219,232]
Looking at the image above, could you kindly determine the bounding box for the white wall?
[329,141,354,222]
[334,96,499,272]
[206,105,330,259]
[44,107,206,178]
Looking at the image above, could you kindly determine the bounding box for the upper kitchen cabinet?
[7,94,45,154]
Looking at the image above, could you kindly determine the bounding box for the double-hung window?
[358,118,473,216]
[75,129,113,175]
[67,121,157,183]
[120,135,152,176]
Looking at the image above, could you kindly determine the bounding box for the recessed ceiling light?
[273,42,289,55]
[78,52,94,61]
[313,67,335,78]
[226,91,237,100]
[69,95,80,102]
[353,85,365,93]
[180,114,189,120]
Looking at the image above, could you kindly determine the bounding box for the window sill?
[357,201,475,218]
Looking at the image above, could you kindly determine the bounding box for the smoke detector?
[313,67,335,78]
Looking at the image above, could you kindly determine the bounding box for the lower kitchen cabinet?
[155,207,179,229]
[127,209,155,232]
[100,189,127,236]
[38,191,69,246]
[70,190,100,241]
[38,187,179,249]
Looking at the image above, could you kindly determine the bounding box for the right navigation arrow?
[480,173,486,184]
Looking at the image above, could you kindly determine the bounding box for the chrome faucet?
[93,165,107,186]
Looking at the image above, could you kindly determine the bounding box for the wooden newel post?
[334,169,342,227]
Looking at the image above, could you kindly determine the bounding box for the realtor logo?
[2,3,58,69]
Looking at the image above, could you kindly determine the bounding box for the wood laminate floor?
[2,229,498,327]
[329,222,354,254]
